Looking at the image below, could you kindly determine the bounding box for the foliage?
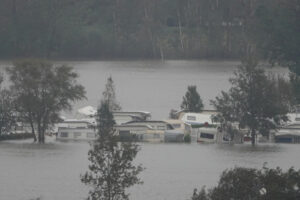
[255,0,300,104]
[211,59,292,145]
[0,76,15,135]
[191,166,300,200]
[81,101,143,200]
[6,59,86,143]
[102,76,121,111]
[181,85,204,113]
[256,0,300,75]
[169,109,178,119]
[191,187,209,200]
[1,0,296,60]
[290,73,300,105]
[184,134,191,143]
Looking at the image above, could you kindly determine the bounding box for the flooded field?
[0,139,299,200]
[0,60,291,200]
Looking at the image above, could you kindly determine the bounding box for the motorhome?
[179,110,218,126]
[115,124,164,142]
[113,111,151,125]
[56,119,97,141]
[76,106,151,125]
[163,119,192,142]
[115,121,173,142]
[275,112,300,143]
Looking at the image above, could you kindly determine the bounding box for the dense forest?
[0,0,299,61]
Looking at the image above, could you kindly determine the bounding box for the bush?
[184,134,191,143]
[191,166,300,200]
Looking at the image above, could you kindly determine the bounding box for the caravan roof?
[181,112,217,125]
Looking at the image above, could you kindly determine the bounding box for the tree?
[255,0,300,104]
[0,76,15,135]
[102,76,121,111]
[191,166,300,200]
[181,85,204,112]
[290,74,300,104]
[211,58,292,145]
[191,188,209,200]
[255,0,300,75]
[81,100,143,200]
[7,59,86,143]
[169,109,178,119]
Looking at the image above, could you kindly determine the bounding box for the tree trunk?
[143,1,156,58]
[251,129,256,146]
[46,0,59,58]
[37,122,44,143]
[11,0,19,56]
[41,129,45,144]
[177,9,184,51]
[29,120,37,142]
[112,0,122,55]
[159,43,164,61]
[41,121,47,144]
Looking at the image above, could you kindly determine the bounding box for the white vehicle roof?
[77,106,97,116]
[181,112,216,125]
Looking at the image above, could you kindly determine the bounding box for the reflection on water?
[1,138,299,200]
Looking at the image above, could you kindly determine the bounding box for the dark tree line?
[0,0,298,61]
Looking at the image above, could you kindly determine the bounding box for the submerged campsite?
[0,60,300,200]
[55,105,300,144]
[0,0,300,199]
[3,60,299,146]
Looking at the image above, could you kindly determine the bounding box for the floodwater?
[0,138,299,200]
[0,60,286,119]
[70,60,237,119]
[0,60,292,200]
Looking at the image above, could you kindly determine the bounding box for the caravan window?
[187,116,196,121]
[119,130,130,136]
[172,124,181,129]
[200,133,214,139]
[87,133,95,138]
[73,132,81,138]
[60,132,68,137]
[185,124,191,131]
[167,124,174,130]
[16,126,23,131]
[157,125,166,130]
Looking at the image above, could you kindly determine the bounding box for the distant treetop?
[181,85,204,113]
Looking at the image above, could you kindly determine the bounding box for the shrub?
[191,166,300,200]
